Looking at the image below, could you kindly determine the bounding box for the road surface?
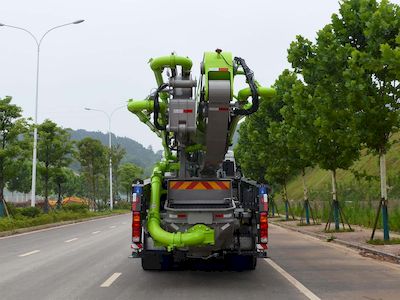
[0,214,399,300]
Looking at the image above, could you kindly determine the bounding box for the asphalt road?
[0,214,399,300]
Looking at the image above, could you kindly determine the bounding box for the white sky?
[1,0,393,151]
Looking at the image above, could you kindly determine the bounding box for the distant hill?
[69,129,162,176]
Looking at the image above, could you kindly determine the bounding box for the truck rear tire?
[141,251,173,271]
[228,254,257,271]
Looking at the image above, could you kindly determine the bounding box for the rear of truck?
[131,176,269,270]
[127,50,274,270]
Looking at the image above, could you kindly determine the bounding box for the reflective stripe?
[169,181,230,190]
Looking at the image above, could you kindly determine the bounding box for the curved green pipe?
[127,99,166,113]
[149,55,193,100]
[127,99,171,157]
[237,86,276,102]
[227,115,243,146]
[228,86,276,145]
[149,54,193,85]
[147,162,215,251]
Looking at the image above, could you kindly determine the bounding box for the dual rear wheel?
[141,251,257,271]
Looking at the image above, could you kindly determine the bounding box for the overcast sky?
[1,0,396,151]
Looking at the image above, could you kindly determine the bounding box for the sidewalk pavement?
[270,217,400,264]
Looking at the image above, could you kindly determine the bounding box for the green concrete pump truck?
[127,50,275,270]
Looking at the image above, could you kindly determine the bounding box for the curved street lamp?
[84,105,125,210]
[0,20,85,207]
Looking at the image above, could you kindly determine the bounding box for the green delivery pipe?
[237,86,276,102]
[149,55,193,100]
[149,55,193,85]
[147,162,215,251]
[127,99,166,113]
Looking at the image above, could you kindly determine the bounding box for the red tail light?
[132,212,141,242]
[260,212,268,243]
[260,194,268,212]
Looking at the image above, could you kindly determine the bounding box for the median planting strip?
[0,212,129,238]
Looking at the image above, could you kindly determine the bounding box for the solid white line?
[109,225,116,229]
[19,250,40,257]
[92,231,101,234]
[65,238,78,243]
[265,258,321,300]
[100,272,122,287]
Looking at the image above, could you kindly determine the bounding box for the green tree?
[265,70,317,221]
[37,120,74,212]
[62,173,88,198]
[0,97,29,216]
[288,24,361,230]
[334,0,400,240]
[76,137,107,207]
[110,144,126,200]
[119,163,143,201]
[235,121,266,183]
[280,73,316,223]
[51,167,80,208]
[7,160,32,195]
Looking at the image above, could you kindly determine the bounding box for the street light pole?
[84,106,125,210]
[0,20,85,207]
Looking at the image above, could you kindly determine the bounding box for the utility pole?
[84,105,125,210]
[0,20,85,207]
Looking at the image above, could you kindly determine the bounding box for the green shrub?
[19,207,42,218]
[62,203,89,213]
[6,203,18,216]
[114,201,131,210]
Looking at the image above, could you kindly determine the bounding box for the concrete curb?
[270,221,400,264]
[0,212,130,238]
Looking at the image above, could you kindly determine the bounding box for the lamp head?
[73,20,85,24]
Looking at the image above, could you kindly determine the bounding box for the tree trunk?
[302,168,310,224]
[331,169,339,230]
[379,149,390,241]
[57,182,62,209]
[283,183,289,221]
[302,168,309,201]
[0,177,9,217]
[44,166,49,213]
[0,177,4,203]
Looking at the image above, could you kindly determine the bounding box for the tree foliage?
[76,137,107,205]
[0,97,29,202]
[37,119,74,212]
[118,163,143,200]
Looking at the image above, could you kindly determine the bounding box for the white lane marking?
[100,272,122,287]
[122,222,127,225]
[109,225,116,229]
[65,238,78,243]
[19,250,40,257]
[265,258,321,300]
[92,231,101,234]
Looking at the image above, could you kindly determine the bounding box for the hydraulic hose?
[147,162,215,251]
[233,57,259,116]
[153,83,169,131]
